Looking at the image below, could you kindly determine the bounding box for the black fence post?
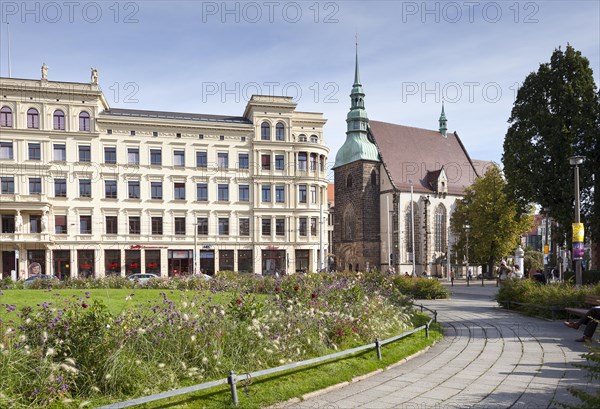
[375,338,382,360]
[434,311,437,323]
[228,370,238,406]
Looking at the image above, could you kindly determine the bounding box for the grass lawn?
[0,288,239,321]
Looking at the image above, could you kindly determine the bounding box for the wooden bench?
[565,295,600,318]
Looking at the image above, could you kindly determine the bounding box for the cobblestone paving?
[279,282,596,409]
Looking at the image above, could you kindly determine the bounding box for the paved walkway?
[284,281,596,408]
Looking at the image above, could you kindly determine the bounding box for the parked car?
[191,273,213,281]
[24,275,59,287]
[127,273,159,282]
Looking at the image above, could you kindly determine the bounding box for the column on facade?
[96,248,104,278]
[160,248,168,278]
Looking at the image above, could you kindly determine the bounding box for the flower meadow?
[0,271,447,408]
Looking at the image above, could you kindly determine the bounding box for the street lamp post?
[569,156,585,287]
[464,224,470,286]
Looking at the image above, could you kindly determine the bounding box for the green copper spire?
[334,43,379,168]
[439,102,448,137]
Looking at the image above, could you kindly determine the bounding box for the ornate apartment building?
[0,68,329,279]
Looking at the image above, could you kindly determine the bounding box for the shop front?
[262,248,286,275]
[52,250,71,279]
[168,250,192,277]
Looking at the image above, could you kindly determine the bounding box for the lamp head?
[569,156,585,166]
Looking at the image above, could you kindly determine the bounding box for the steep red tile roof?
[369,120,480,195]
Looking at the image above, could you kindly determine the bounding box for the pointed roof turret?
[334,42,380,168]
[439,102,448,137]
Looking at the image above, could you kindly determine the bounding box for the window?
[239,218,250,236]
[276,218,285,236]
[197,217,208,235]
[310,135,319,143]
[0,142,13,159]
[310,154,317,171]
[129,216,141,235]
[261,121,270,140]
[435,205,447,252]
[371,169,378,185]
[29,177,42,194]
[79,145,91,162]
[299,217,307,236]
[310,186,317,204]
[261,185,271,202]
[127,148,139,165]
[196,183,208,201]
[55,215,67,234]
[262,218,271,236]
[0,106,12,127]
[152,217,163,235]
[275,185,285,203]
[174,182,186,200]
[130,130,136,136]
[261,154,271,170]
[30,215,41,233]
[106,216,118,234]
[80,215,92,234]
[128,180,140,199]
[276,122,285,140]
[105,180,117,199]
[218,184,229,201]
[238,153,249,169]
[298,185,307,203]
[297,152,307,171]
[196,151,207,168]
[151,182,163,199]
[53,144,66,161]
[150,149,162,166]
[79,179,91,197]
[174,217,186,235]
[174,150,185,167]
[28,143,41,160]
[27,108,39,129]
[218,218,229,236]
[1,177,15,194]
[53,110,65,130]
[217,152,228,169]
[54,178,67,197]
[299,134,307,142]
[104,147,116,164]
[239,185,249,202]
[2,215,15,233]
[275,154,284,170]
[311,217,317,236]
[79,111,90,131]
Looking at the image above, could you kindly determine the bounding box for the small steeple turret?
[439,102,448,137]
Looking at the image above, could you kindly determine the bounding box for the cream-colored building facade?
[0,70,329,279]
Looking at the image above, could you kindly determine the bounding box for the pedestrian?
[450,270,454,286]
[564,307,600,342]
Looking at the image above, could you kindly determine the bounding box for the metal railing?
[96,303,437,409]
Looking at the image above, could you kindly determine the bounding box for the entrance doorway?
[2,251,16,279]
[199,250,215,275]
[168,250,192,277]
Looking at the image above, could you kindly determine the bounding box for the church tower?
[332,46,381,272]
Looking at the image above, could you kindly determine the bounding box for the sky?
[1,0,598,171]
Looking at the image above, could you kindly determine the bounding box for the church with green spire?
[333,50,492,277]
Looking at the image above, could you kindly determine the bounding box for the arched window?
[348,263,353,272]
[275,122,285,141]
[343,205,356,241]
[27,108,39,129]
[0,106,12,127]
[346,174,353,188]
[405,202,420,262]
[370,169,378,185]
[310,135,318,143]
[298,134,307,142]
[261,122,270,140]
[434,204,447,252]
[79,111,90,131]
[53,110,65,130]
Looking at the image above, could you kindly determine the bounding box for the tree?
[450,165,533,275]
[503,45,599,258]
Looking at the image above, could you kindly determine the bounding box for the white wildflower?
[45,348,56,357]
[183,313,190,321]
[62,398,73,404]
[65,357,76,366]
[158,363,165,368]
[279,359,285,364]
[91,386,100,393]
[190,335,196,342]
[18,334,27,342]
[25,318,31,324]
[79,401,92,408]
[219,309,225,316]
[202,357,208,363]
[181,362,187,370]
[135,360,141,365]
[182,301,188,308]
[42,331,48,343]
[105,373,112,380]
[60,363,79,375]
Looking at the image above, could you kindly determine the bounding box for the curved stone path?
[282,282,595,408]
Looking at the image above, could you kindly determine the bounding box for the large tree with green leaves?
[502,45,599,262]
[450,165,533,275]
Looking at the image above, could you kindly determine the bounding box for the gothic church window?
[434,204,447,252]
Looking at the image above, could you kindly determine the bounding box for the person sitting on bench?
[564,306,600,342]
